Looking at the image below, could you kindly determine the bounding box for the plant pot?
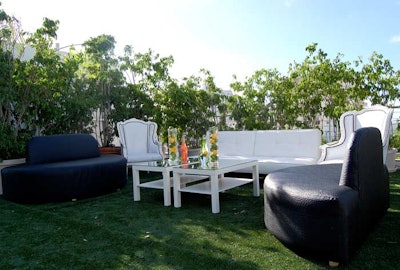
[99,146,121,155]
[0,158,26,195]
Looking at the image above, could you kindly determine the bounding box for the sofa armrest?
[318,140,348,163]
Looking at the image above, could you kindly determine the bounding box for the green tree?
[358,51,400,106]
[118,45,174,131]
[230,69,283,130]
[287,43,363,139]
[0,9,28,159]
[157,71,220,147]
[83,34,124,146]
[109,84,155,133]
[199,69,227,129]
[47,48,97,134]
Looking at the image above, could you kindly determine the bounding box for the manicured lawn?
[0,171,399,269]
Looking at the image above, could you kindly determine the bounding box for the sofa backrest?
[219,129,321,159]
[253,129,321,158]
[27,134,100,165]
[218,131,256,157]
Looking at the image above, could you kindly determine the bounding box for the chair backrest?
[338,105,393,162]
[116,118,162,161]
[339,127,389,240]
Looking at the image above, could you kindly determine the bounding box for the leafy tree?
[268,74,297,129]
[199,69,227,129]
[46,48,97,134]
[230,69,282,130]
[0,9,31,159]
[109,83,155,135]
[156,72,220,147]
[83,34,124,146]
[357,51,400,106]
[3,2,400,156]
[287,43,364,139]
[119,46,174,95]
[118,45,174,131]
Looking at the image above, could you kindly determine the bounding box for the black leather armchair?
[264,127,389,265]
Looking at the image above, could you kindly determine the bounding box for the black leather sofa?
[264,127,389,265]
[1,134,127,204]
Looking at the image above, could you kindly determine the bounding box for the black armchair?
[264,127,389,265]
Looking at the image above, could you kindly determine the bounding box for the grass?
[0,171,399,270]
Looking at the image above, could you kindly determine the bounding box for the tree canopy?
[1,5,399,159]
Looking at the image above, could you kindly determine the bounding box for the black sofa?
[264,127,389,265]
[1,134,127,204]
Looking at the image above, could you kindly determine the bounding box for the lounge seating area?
[0,106,397,267]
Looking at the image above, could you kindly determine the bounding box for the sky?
[2,0,400,90]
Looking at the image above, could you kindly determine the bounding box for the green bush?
[0,122,29,160]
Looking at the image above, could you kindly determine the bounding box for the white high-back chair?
[117,118,163,164]
[319,105,394,164]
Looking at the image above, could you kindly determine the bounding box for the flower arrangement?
[199,135,209,168]
[168,127,179,165]
[209,126,219,168]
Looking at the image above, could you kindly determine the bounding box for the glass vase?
[199,135,209,168]
[168,127,179,165]
[209,126,219,168]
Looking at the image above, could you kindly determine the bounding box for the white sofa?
[218,129,321,174]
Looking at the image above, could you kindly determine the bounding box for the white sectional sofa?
[218,129,321,174]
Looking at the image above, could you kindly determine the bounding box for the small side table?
[131,160,207,206]
[173,159,259,213]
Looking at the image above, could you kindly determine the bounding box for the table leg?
[132,168,141,201]
[211,175,220,213]
[162,171,171,206]
[252,164,260,196]
[173,173,182,208]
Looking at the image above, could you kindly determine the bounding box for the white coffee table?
[172,159,260,213]
[131,160,207,206]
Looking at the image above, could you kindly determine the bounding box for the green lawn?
[0,171,399,270]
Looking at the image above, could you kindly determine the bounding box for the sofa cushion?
[28,134,100,165]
